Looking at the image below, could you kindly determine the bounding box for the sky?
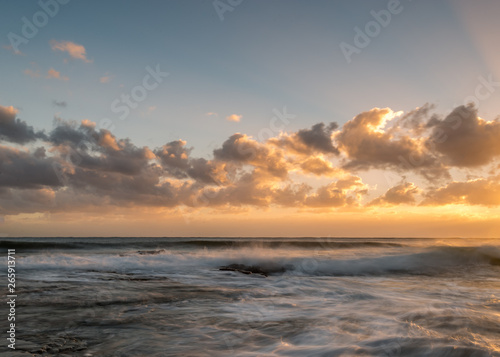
[1,0,500,237]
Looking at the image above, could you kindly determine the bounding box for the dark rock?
[219,264,271,277]
[137,249,165,255]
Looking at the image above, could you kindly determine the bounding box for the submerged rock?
[137,249,166,255]
[120,249,166,257]
[219,263,282,277]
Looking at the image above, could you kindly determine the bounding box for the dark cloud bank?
[1,103,499,215]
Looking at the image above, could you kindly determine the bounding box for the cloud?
[190,172,300,208]
[154,140,226,184]
[53,100,67,108]
[337,108,410,166]
[388,103,436,136]
[0,188,56,215]
[3,45,23,56]
[337,107,449,180]
[49,119,154,176]
[213,134,256,162]
[2,104,500,216]
[24,68,40,78]
[141,106,156,117]
[206,112,218,117]
[299,156,342,177]
[0,145,63,189]
[422,176,500,206]
[427,104,500,167]
[297,122,339,154]
[213,134,288,178]
[100,74,112,83]
[304,176,367,208]
[226,114,242,122]
[46,68,69,81]
[270,122,339,155]
[369,182,420,206]
[154,140,191,178]
[272,183,311,207]
[0,105,46,144]
[24,63,69,81]
[99,131,121,151]
[50,40,92,63]
[49,119,89,146]
[191,172,271,207]
[187,158,223,184]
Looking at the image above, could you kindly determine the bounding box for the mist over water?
[1,238,499,356]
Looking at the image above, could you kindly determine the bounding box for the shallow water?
[1,238,499,356]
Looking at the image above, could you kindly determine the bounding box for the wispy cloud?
[226,114,242,122]
[53,100,67,108]
[3,45,23,56]
[24,68,40,78]
[50,40,92,63]
[46,68,69,81]
[99,74,113,83]
[141,106,157,117]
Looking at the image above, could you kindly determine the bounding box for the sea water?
[0,238,499,356]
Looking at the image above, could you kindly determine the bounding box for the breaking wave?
[13,244,500,277]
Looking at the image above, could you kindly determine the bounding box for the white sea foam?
[6,238,500,356]
[16,244,500,277]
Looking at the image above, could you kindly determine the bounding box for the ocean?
[1,237,499,356]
